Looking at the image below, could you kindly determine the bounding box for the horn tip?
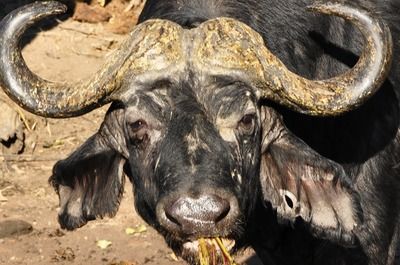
[38,1,68,15]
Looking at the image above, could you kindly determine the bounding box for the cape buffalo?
[0,1,399,265]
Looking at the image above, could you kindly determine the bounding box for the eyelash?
[128,119,149,145]
[238,114,256,134]
[130,119,147,132]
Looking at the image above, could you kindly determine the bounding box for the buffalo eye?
[238,114,256,134]
[130,119,147,132]
[128,119,148,144]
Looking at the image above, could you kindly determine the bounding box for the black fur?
[138,1,400,264]
[50,1,400,265]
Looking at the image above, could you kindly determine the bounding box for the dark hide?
[140,1,400,264]
[50,1,400,265]
[50,76,263,263]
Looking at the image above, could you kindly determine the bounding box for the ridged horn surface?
[191,3,392,115]
[0,1,184,118]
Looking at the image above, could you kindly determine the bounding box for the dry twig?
[15,107,32,132]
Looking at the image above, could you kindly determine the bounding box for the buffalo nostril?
[214,204,230,223]
[164,194,231,228]
[165,210,181,227]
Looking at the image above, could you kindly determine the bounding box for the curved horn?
[193,3,393,116]
[263,2,394,115]
[0,1,184,118]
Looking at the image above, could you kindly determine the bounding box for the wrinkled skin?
[26,0,400,265]
[51,75,263,261]
[136,1,400,265]
[51,77,399,265]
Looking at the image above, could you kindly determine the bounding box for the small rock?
[48,229,65,238]
[52,247,75,262]
[0,219,33,239]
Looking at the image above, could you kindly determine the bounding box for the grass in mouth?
[198,237,237,265]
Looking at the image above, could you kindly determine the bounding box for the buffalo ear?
[49,133,126,230]
[260,131,363,245]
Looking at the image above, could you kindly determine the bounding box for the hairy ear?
[49,134,126,230]
[49,105,128,230]
[260,111,362,245]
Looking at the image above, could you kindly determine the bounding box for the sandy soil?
[0,1,261,265]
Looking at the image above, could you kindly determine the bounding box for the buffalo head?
[0,1,393,264]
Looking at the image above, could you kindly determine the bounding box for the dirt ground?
[0,1,261,265]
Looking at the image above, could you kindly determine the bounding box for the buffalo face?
[50,76,263,262]
[126,78,262,259]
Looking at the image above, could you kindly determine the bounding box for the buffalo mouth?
[181,237,237,265]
